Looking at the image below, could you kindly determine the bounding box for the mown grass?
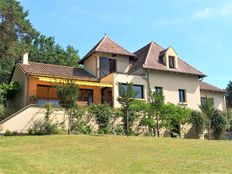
[0,135,232,174]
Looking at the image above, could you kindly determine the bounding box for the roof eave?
[142,65,206,78]
[79,51,136,64]
[200,89,227,94]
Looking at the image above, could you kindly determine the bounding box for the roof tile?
[200,81,226,93]
[129,42,206,77]
[18,62,98,81]
[79,35,135,63]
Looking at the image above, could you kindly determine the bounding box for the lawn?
[0,135,232,174]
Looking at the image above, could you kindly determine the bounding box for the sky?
[19,0,232,89]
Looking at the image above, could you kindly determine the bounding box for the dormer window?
[168,56,175,69]
[100,57,116,78]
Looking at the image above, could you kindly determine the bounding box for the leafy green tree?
[189,110,206,138]
[30,35,80,67]
[226,81,232,108]
[56,81,78,134]
[0,81,20,105]
[88,104,112,134]
[211,110,227,140]
[226,108,232,137]
[149,92,165,137]
[162,103,191,137]
[117,83,137,136]
[200,97,214,140]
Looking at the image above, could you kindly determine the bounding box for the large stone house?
[0,35,226,134]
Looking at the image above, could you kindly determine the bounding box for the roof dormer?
[159,46,178,69]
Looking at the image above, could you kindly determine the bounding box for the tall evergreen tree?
[226,81,232,108]
[0,0,80,83]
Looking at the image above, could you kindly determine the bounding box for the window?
[78,89,93,105]
[155,87,163,96]
[36,85,59,106]
[100,57,116,78]
[201,97,214,106]
[119,84,144,99]
[178,89,186,103]
[169,56,175,69]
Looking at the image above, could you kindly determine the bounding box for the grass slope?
[0,135,232,174]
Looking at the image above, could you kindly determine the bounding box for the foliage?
[0,0,38,83]
[56,81,78,134]
[200,96,214,140]
[28,103,59,135]
[0,104,7,121]
[149,92,165,137]
[0,0,80,83]
[88,104,112,134]
[211,110,227,140]
[0,81,20,105]
[189,110,206,138]
[117,83,137,136]
[71,105,93,134]
[226,81,232,108]
[4,130,20,136]
[30,35,80,68]
[161,103,191,137]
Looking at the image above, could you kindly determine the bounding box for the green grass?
[0,135,232,174]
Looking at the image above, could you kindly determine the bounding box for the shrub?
[211,110,227,140]
[28,103,59,135]
[189,111,206,138]
[0,104,7,121]
[28,119,59,135]
[71,105,93,134]
[88,104,112,134]
[161,103,191,137]
[4,130,19,136]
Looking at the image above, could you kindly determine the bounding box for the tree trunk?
[156,115,160,137]
[208,120,211,140]
[126,109,129,137]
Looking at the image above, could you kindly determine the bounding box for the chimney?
[23,52,29,64]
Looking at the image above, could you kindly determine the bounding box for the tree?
[30,35,80,67]
[200,97,214,140]
[117,83,137,136]
[0,0,38,57]
[226,81,232,108]
[211,110,227,140]
[0,0,38,83]
[149,92,165,137]
[162,103,191,137]
[189,110,206,138]
[0,0,80,83]
[88,104,112,134]
[56,81,78,134]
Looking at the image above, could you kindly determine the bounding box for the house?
[0,35,226,133]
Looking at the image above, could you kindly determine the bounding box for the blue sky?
[19,0,232,89]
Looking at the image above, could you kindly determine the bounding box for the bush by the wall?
[211,110,227,140]
[189,110,206,138]
[88,104,112,134]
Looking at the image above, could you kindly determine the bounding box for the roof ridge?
[20,61,84,70]
[150,41,164,50]
[103,36,134,56]
[95,35,107,52]
[144,42,153,66]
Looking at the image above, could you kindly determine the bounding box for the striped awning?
[38,77,112,87]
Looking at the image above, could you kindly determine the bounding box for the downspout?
[143,69,151,102]
[25,73,29,106]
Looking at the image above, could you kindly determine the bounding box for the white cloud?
[193,2,232,19]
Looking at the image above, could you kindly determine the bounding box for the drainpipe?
[143,69,151,102]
